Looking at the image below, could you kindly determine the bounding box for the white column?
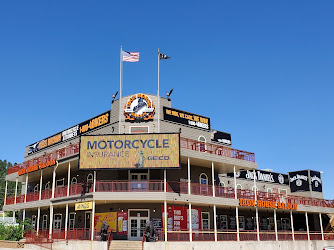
[305,212,310,241]
[164,200,167,242]
[189,203,192,241]
[37,207,40,234]
[290,210,295,241]
[164,170,167,193]
[233,166,237,199]
[213,204,217,241]
[319,213,324,241]
[14,178,18,204]
[187,157,191,195]
[91,201,96,241]
[274,209,278,241]
[49,205,53,239]
[52,165,56,199]
[211,162,215,197]
[22,209,26,232]
[255,207,260,241]
[24,175,28,203]
[236,207,240,241]
[93,170,96,193]
[39,170,43,201]
[12,211,15,222]
[67,163,71,196]
[4,181,8,205]
[253,169,257,201]
[65,204,69,239]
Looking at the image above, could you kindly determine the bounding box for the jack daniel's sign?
[227,170,289,185]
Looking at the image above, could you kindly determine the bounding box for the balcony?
[7,138,255,176]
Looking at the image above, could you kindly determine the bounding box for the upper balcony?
[7,138,255,177]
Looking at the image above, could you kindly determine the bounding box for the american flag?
[122,51,140,62]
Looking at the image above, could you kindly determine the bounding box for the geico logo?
[147,156,170,160]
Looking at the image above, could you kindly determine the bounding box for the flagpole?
[157,48,160,133]
[119,46,123,133]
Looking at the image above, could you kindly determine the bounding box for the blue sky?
[1,1,333,197]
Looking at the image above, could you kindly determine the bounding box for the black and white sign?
[288,170,310,192]
[310,170,322,192]
[163,107,210,130]
[226,170,289,185]
[211,130,231,146]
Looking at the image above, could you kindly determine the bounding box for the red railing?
[96,181,164,192]
[191,183,213,196]
[239,230,258,241]
[180,138,255,162]
[26,192,39,202]
[5,196,15,205]
[41,189,52,200]
[54,186,67,198]
[217,230,238,241]
[16,194,25,204]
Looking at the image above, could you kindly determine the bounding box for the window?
[42,215,48,230]
[237,184,242,190]
[34,184,39,193]
[45,182,51,190]
[267,188,272,194]
[200,173,208,185]
[198,136,206,152]
[56,178,64,187]
[54,214,62,229]
[69,213,76,230]
[220,215,228,229]
[32,215,36,230]
[87,174,94,183]
[71,177,77,185]
[201,212,210,230]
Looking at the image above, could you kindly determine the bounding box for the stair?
[109,240,143,250]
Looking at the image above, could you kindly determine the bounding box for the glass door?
[129,210,149,240]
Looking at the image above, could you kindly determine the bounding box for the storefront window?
[201,212,210,230]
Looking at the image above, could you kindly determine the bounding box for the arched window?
[220,182,225,187]
[71,177,77,185]
[45,182,51,190]
[87,173,94,183]
[267,188,272,194]
[198,136,206,152]
[237,184,242,190]
[200,173,208,185]
[34,184,39,193]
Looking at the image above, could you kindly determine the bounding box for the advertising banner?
[75,202,92,211]
[117,212,128,235]
[288,170,310,192]
[27,111,110,155]
[94,212,117,232]
[226,170,289,185]
[163,107,210,130]
[79,133,180,170]
[310,170,322,192]
[161,205,201,231]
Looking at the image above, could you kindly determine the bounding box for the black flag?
[159,52,171,60]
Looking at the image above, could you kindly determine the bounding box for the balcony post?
[93,170,96,193]
[49,205,53,239]
[187,157,191,195]
[12,210,15,223]
[236,207,240,241]
[305,212,310,241]
[319,213,324,240]
[213,204,217,241]
[4,181,8,206]
[67,163,71,196]
[39,170,43,201]
[233,166,237,199]
[274,209,278,241]
[24,174,28,203]
[22,209,25,232]
[37,207,40,235]
[52,164,57,199]
[189,202,192,241]
[65,204,69,239]
[164,200,167,242]
[14,178,18,204]
[91,200,95,241]
[253,169,260,241]
[290,210,295,241]
[211,162,215,197]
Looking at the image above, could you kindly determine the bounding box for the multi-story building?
[3,93,334,245]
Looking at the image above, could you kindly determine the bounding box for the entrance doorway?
[85,211,91,229]
[128,209,149,241]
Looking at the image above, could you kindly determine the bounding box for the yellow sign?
[75,201,93,211]
[94,212,117,232]
[79,133,180,169]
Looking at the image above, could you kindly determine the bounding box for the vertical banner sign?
[161,205,201,231]
[310,170,322,192]
[117,212,128,235]
[288,170,310,192]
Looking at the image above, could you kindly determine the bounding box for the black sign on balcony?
[226,170,289,185]
[288,170,310,192]
[211,130,232,146]
[310,170,322,192]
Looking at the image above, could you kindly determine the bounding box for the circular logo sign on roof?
[124,94,155,122]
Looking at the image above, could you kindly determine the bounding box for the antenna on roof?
[165,89,173,101]
[111,91,119,104]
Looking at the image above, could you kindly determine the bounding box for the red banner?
[161,205,201,231]
[117,212,128,235]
